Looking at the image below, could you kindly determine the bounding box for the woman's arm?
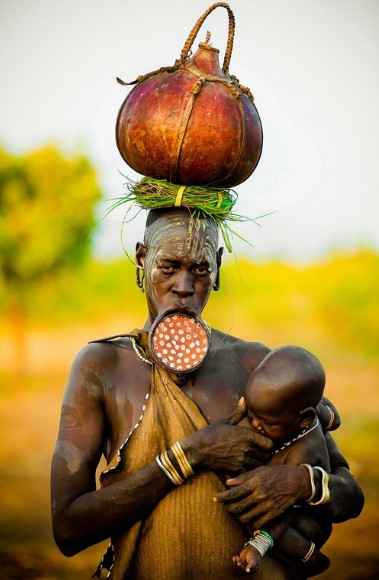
[214,432,364,528]
[51,348,175,556]
[322,432,364,522]
[316,396,341,431]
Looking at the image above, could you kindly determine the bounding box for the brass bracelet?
[159,451,184,485]
[325,405,335,430]
[302,541,316,563]
[171,441,194,479]
[156,455,177,485]
[300,463,316,502]
[308,466,330,506]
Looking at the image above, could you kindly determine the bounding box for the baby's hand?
[233,545,261,575]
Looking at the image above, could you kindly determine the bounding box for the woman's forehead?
[146,214,218,253]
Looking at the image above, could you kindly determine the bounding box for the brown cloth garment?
[100,338,300,579]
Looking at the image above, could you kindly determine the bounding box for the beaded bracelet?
[244,530,274,558]
[259,530,274,549]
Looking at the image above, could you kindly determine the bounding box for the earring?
[136,265,145,293]
[213,271,220,291]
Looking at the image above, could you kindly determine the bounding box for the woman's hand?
[181,399,273,474]
[215,465,311,528]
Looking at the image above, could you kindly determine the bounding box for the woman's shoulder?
[210,328,271,371]
[69,333,137,377]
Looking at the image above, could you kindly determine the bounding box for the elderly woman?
[51,207,364,579]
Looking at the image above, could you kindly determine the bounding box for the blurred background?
[0,0,378,578]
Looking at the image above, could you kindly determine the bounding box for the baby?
[233,345,336,577]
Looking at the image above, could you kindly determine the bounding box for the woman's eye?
[194,266,209,275]
[159,265,176,274]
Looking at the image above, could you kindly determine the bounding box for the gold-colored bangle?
[302,541,316,563]
[325,405,335,430]
[156,455,177,485]
[308,466,330,506]
[300,463,316,502]
[160,450,184,485]
[171,441,194,479]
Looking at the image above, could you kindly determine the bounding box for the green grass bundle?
[105,176,267,253]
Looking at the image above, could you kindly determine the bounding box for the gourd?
[116,2,263,188]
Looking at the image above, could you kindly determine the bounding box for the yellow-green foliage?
[14,246,379,361]
[205,248,379,359]
[309,248,379,358]
[0,145,101,302]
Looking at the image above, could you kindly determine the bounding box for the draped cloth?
[100,342,299,579]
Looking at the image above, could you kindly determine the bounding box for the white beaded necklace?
[272,416,319,454]
[130,337,152,365]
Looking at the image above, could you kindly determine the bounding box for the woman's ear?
[299,407,316,429]
[135,242,146,268]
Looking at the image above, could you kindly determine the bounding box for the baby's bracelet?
[301,464,330,506]
[244,530,274,558]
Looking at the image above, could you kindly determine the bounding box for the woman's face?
[138,211,220,324]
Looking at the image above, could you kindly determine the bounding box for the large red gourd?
[116,3,263,188]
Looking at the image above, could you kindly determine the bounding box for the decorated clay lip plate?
[149,312,210,373]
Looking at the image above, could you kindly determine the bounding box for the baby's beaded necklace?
[272,416,319,455]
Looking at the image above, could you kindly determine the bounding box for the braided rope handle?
[179,2,235,75]
[117,2,235,86]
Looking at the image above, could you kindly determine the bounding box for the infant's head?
[244,345,325,444]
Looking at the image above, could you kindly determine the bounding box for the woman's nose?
[172,270,194,296]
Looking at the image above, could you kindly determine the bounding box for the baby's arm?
[233,518,289,574]
[233,543,261,575]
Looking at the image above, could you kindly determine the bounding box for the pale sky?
[1,0,378,262]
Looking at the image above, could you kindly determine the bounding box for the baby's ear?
[299,407,316,429]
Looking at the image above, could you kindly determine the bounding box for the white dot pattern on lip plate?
[151,314,209,372]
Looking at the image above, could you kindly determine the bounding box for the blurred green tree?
[0,145,102,372]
